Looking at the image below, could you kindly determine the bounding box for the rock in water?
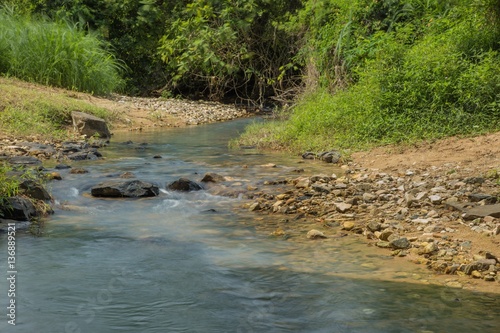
[307,229,327,239]
[72,111,111,139]
[91,180,159,198]
[201,173,226,183]
[167,178,203,192]
[19,180,52,201]
[0,196,37,221]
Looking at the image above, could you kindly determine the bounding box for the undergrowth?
[236,0,500,153]
[0,7,124,95]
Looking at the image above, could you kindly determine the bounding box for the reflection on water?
[1,119,499,332]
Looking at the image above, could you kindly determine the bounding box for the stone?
[379,230,394,241]
[318,150,341,163]
[335,202,352,213]
[295,177,310,189]
[55,164,71,169]
[91,180,159,198]
[0,196,37,221]
[201,172,226,183]
[390,237,411,249]
[471,270,483,278]
[19,180,52,201]
[302,152,315,159]
[70,168,89,174]
[362,192,376,203]
[342,221,356,231]
[468,193,497,203]
[167,178,203,192]
[419,242,439,254]
[67,150,102,161]
[306,229,327,239]
[463,203,500,220]
[8,156,42,166]
[249,202,261,211]
[376,241,392,248]
[367,221,381,232]
[312,183,334,193]
[429,195,442,204]
[71,111,111,139]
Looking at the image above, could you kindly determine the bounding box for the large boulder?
[72,111,111,139]
[91,180,159,198]
[19,180,52,201]
[167,178,203,192]
[0,196,37,221]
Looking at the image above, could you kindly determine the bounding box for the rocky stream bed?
[1,99,499,292]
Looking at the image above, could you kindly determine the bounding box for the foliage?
[158,0,302,104]
[237,0,500,152]
[0,8,124,94]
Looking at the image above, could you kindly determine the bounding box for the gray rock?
[390,237,411,249]
[72,111,111,139]
[468,193,497,204]
[201,173,226,183]
[463,203,500,220]
[67,150,102,161]
[19,180,52,201]
[318,151,341,163]
[335,202,352,213]
[367,221,381,232]
[0,196,37,221]
[312,183,334,193]
[167,178,203,192]
[91,180,159,198]
[302,152,316,160]
[379,230,394,241]
[7,156,42,166]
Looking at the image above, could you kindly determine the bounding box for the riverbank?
[238,135,500,293]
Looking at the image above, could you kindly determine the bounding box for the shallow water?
[1,119,499,332]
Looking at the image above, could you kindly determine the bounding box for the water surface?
[1,119,499,332]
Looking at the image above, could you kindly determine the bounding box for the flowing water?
[1,119,499,333]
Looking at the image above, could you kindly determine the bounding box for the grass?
[0,8,124,95]
[0,77,114,140]
[0,163,19,210]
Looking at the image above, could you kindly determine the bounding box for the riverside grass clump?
[0,77,112,139]
[0,163,19,212]
[236,0,500,153]
[0,8,124,95]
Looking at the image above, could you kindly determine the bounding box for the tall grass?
[0,9,124,95]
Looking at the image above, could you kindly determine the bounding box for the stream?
[1,118,499,332]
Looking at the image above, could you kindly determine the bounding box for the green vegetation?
[0,77,113,139]
[237,0,500,151]
[0,7,124,95]
[0,163,19,210]
[3,0,500,152]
